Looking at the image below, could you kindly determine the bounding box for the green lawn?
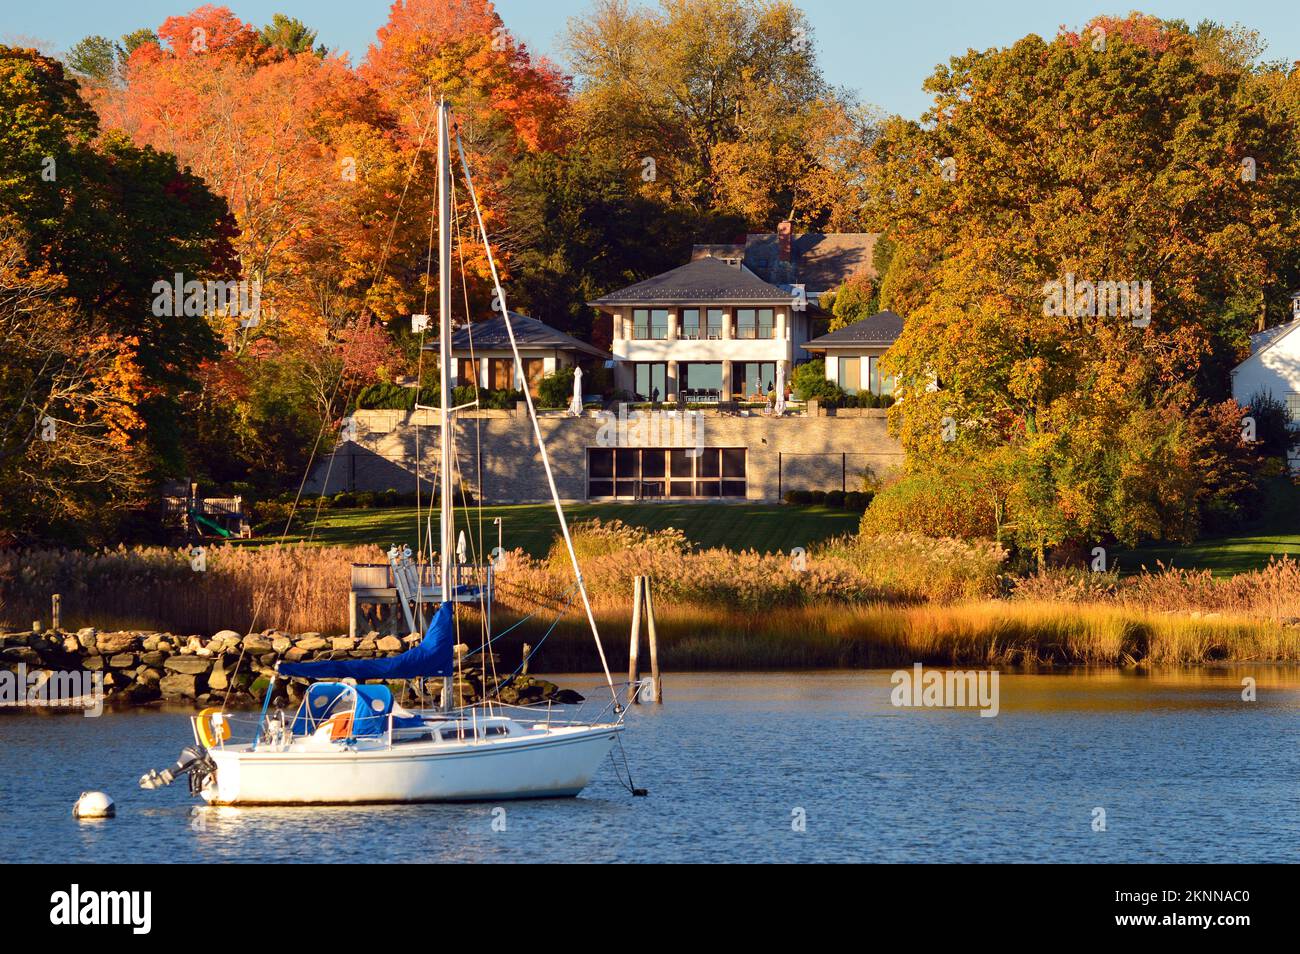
[1111,534,1300,576]
[284,502,861,557]
[1111,478,1300,576]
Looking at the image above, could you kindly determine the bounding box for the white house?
[589,223,877,402]
[1231,307,1300,470]
[803,311,904,395]
[424,311,611,396]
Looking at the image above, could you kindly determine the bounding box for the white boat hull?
[202,724,621,805]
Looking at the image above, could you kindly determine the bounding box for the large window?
[456,359,478,387]
[633,308,669,340]
[588,448,746,499]
[1287,393,1300,423]
[681,309,701,339]
[737,362,777,400]
[706,309,724,339]
[681,362,723,400]
[735,309,756,339]
[839,356,861,394]
[634,363,668,402]
[489,358,515,390]
[735,308,775,340]
[837,355,893,396]
[522,358,544,395]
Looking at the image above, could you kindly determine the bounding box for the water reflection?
[3,669,1298,863]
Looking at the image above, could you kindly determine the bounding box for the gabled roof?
[803,311,904,349]
[590,256,793,307]
[742,232,879,291]
[1247,319,1300,357]
[423,312,610,360]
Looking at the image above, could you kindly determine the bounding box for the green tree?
[0,46,234,484]
[565,0,873,229]
[867,15,1300,550]
[66,35,118,83]
[259,14,323,56]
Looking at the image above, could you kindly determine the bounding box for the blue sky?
[4,1,1300,117]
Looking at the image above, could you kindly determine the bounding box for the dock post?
[521,642,531,675]
[644,579,661,704]
[348,590,359,641]
[51,593,61,632]
[628,575,643,702]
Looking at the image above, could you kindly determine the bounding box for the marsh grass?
[2,530,1297,670]
[476,600,1300,671]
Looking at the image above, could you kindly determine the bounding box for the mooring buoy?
[73,791,115,819]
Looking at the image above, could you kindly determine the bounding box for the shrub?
[537,367,576,409]
[819,532,1008,602]
[810,490,827,504]
[791,359,844,402]
[784,490,813,505]
[860,470,998,540]
[825,490,846,509]
[843,491,872,512]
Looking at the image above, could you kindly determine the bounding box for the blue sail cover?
[279,601,456,681]
[292,682,396,737]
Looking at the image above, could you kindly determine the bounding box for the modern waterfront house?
[590,223,877,402]
[423,311,611,397]
[802,311,905,396]
[313,227,902,502]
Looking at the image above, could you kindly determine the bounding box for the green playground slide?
[189,509,234,538]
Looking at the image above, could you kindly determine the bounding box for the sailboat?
[139,99,627,806]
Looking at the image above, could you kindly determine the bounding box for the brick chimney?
[777,220,792,264]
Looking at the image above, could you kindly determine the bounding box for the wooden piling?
[51,593,61,632]
[628,575,643,697]
[521,642,531,675]
[644,581,662,704]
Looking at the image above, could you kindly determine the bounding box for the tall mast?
[437,98,454,710]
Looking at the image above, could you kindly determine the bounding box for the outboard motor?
[139,745,216,796]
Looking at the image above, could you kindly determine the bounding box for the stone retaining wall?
[0,627,563,710]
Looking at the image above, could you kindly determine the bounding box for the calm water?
[2,669,1298,863]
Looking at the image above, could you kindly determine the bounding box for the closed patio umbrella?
[569,366,583,416]
[774,363,787,416]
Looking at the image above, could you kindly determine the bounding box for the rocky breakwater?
[0,627,581,710]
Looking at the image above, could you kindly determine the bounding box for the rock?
[127,682,160,704]
[376,636,403,653]
[108,653,137,669]
[284,647,309,663]
[207,661,228,691]
[272,636,292,654]
[140,651,166,667]
[296,636,327,651]
[136,668,162,685]
[358,638,377,652]
[62,636,79,653]
[76,628,97,651]
[96,632,137,654]
[243,634,274,652]
[299,632,322,641]
[212,629,241,642]
[553,689,585,705]
[156,639,173,652]
[82,655,105,671]
[331,637,357,652]
[1,646,41,665]
[163,656,211,675]
[159,673,203,700]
